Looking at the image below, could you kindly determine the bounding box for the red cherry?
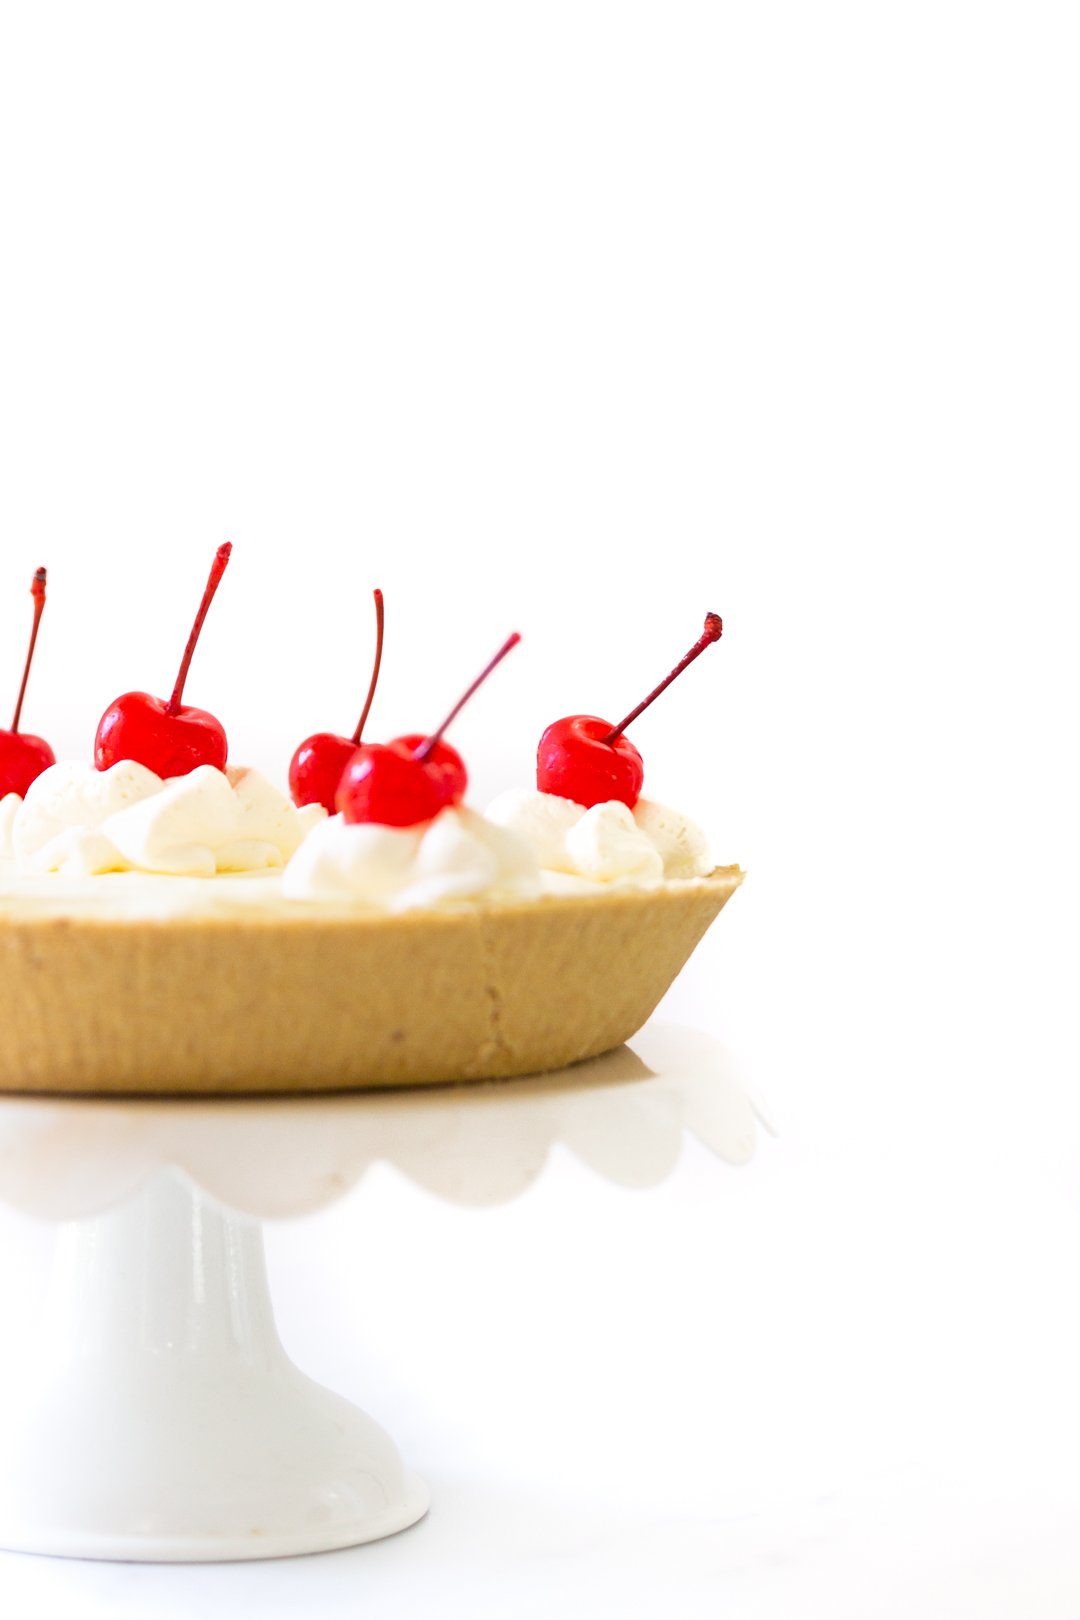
[94,545,233,778]
[95,693,229,779]
[289,589,385,812]
[0,566,56,798]
[389,735,467,803]
[0,731,55,800]
[289,732,362,814]
[537,612,722,809]
[537,715,644,809]
[338,631,521,828]
[336,742,452,828]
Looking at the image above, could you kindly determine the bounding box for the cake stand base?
[0,1169,429,1562]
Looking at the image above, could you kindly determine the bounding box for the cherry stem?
[414,631,522,762]
[602,612,723,744]
[167,543,233,715]
[11,567,47,733]
[351,588,385,745]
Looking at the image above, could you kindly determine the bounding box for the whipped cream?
[10,760,325,878]
[484,789,712,891]
[282,805,540,911]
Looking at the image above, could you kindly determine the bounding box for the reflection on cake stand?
[0,1023,766,1563]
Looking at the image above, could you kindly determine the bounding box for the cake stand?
[0,1022,765,1563]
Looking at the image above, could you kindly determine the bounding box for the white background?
[1,2,1078,1615]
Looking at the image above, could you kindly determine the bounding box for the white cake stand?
[0,1022,764,1564]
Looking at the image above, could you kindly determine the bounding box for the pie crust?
[0,867,743,1094]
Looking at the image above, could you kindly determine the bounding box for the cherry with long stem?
[602,613,722,744]
[536,610,724,809]
[10,567,47,733]
[414,632,521,763]
[287,589,386,812]
[0,565,56,798]
[352,588,385,745]
[167,543,233,716]
[339,631,522,827]
[94,544,236,778]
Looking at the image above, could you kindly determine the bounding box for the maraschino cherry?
[337,631,521,828]
[94,544,234,778]
[289,589,385,812]
[537,611,723,809]
[0,566,55,798]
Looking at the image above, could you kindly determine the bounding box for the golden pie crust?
[0,867,743,1095]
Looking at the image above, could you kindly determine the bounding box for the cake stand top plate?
[0,1023,764,1221]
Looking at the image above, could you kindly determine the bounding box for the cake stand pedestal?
[0,1169,428,1560]
[0,1023,764,1563]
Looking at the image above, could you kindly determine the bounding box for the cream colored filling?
[0,863,292,919]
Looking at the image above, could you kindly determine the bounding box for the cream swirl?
[12,760,324,877]
[484,789,712,890]
[281,805,540,910]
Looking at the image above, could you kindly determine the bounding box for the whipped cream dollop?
[282,805,540,911]
[484,789,712,891]
[10,760,325,877]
